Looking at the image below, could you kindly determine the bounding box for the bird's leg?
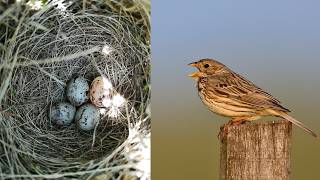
[231,117,248,125]
[218,117,249,141]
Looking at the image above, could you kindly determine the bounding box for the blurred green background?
[152,0,320,179]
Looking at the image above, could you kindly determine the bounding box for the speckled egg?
[75,103,100,131]
[49,102,76,125]
[89,76,113,107]
[66,76,89,106]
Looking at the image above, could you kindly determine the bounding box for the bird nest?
[0,0,150,179]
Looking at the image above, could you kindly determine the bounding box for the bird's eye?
[204,64,209,68]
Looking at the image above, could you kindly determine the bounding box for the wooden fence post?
[220,120,292,180]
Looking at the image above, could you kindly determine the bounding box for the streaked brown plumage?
[188,58,317,138]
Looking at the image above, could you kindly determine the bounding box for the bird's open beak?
[188,62,201,78]
[188,62,198,67]
[188,71,203,78]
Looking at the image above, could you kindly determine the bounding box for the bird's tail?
[279,113,318,138]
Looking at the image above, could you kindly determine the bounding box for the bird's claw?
[218,119,248,141]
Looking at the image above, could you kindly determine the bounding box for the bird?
[188,58,318,139]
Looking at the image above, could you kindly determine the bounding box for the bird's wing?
[206,72,290,112]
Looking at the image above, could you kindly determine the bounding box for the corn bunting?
[188,58,317,139]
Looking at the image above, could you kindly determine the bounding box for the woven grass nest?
[0,0,150,179]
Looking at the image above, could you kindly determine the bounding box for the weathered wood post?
[220,120,292,180]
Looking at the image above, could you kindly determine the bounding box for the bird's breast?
[197,80,257,117]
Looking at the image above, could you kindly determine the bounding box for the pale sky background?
[152,0,320,180]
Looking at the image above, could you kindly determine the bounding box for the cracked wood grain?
[220,120,292,180]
